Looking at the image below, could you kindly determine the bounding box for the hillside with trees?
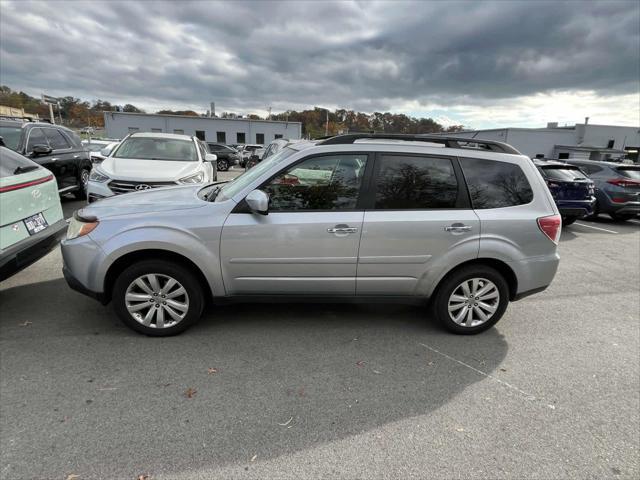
[0,86,464,135]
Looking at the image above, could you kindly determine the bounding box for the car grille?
[108,180,177,195]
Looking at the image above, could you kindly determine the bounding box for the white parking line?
[574,222,618,234]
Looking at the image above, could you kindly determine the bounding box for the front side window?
[374,155,458,209]
[263,154,368,211]
[0,126,22,151]
[113,137,197,161]
[460,158,533,209]
[44,129,71,150]
[27,128,48,152]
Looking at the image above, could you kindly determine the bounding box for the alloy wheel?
[125,273,190,329]
[447,278,500,327]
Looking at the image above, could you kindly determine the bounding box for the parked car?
[564,159,640,221]
[533,159,595,225]
[0,118,92,199]
[80,127,95,135]
[61,133,560,336]
[0,145,67,281]
[238,144,264,168]
[86,132,217,203]
[206,143,240,171]
[82,139,119,164]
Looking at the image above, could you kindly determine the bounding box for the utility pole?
[325,109,329,136]
[267,106,272,120]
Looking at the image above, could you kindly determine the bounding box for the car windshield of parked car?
[215,147,296,201]
[0,147,41,178]
[541,165,588,181]
[113,137,197,161]
[0,126,23,151]
[617,166,640,179]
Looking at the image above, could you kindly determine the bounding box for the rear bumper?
[0,218,67,281]
[557,198,595,218]
[508,252,560,301]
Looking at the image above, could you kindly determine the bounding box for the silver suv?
[61,134,561,336]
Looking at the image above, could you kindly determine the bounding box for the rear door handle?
[444,224,472,232]
[73,154,80,159]
[50,157,59,162]
[327,225,358,234]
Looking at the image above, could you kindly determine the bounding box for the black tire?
[430,265,510,335]
[217,159,229,171]
[73,168,90,200]
[112,259,204,336]
[609,213,635,222]
[562,216,578,226]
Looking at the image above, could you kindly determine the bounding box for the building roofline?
[103,110,302,125]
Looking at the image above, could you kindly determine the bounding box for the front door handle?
[73,154,80,159]
[444,224,472,232]
[327,224,358,234]
[50,157,59,162]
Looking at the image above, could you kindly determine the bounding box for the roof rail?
[317,133,521,155]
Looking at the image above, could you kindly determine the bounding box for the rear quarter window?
[460,158,533,209]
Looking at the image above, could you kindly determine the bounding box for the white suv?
[87,132,217,203]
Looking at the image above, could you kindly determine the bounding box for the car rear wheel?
[73,168,90,199]
[609,213,636,222]
[562,216,578,226]
[431,265,509,334]
[217,159,229,171]
[112,260,204,336]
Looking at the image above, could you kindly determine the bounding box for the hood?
[81,185,205,219]
[100,157,200,181]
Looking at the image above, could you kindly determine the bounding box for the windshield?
[0,126,23,151]
[113,137,197,161]
[216,147,297,201]
[541,165,588,181]
[617,166,640,179]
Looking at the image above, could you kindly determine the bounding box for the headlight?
[179,171,205,184]
[67,216,99,240]
[89,168,110,183]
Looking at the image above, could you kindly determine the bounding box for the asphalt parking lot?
[1,169,638,479]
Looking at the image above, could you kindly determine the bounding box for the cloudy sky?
[1,0,638,128]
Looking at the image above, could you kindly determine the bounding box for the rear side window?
[460,158,533,209]
[541,166,588,181]
[576,163,602,175]
[27,128,48,152]
[374,155,459,209]
[44,129,71,150]
[617,166,640,179]
[0,147,41,178]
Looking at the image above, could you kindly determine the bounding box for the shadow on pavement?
[0,278,509,478]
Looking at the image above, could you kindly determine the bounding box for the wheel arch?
[430,258,518,302]
[103,249,213,305]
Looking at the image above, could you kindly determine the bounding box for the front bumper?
[0,218,67,281]
[63,265,106,303]
[87,180,114,203]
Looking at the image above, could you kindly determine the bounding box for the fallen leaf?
[19,321,32,327]
[355,360,365,367]
[137,475,151,480]
[500,368,507,372]
[278,416,293,426]
[372,370,381,375]
[184,387,197,398]
[250,454,257,462]
[207,367,218,375]
[66,475,80,480]
[455,427,465,432]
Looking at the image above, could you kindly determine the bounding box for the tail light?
[607,178,640,188]
[538,214,562,244]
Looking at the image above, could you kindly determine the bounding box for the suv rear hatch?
[540,165,593,200]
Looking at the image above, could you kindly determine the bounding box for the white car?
[82,139,119,164]
[86,132,217,203]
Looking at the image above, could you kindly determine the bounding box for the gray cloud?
[1,0,638,117]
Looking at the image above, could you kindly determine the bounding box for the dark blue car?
[534,159,595,225]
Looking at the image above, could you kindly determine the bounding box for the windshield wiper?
[14,165,39,175]
[203,185,222,202]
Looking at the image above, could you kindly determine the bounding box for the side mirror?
[245,189,269,215]
[100,147,112,157]
[32,144,52,156]
[205,153,217,162]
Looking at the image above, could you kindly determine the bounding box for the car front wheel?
[431,265,509,334]
[217,159,229,171]
[112,259,204,336]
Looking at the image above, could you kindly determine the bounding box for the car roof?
[565,159,629,168]
[129,132,194,140]
[532,158,575,167]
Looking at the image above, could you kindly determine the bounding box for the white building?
[104,111,302,145]
[452,122,640,162]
